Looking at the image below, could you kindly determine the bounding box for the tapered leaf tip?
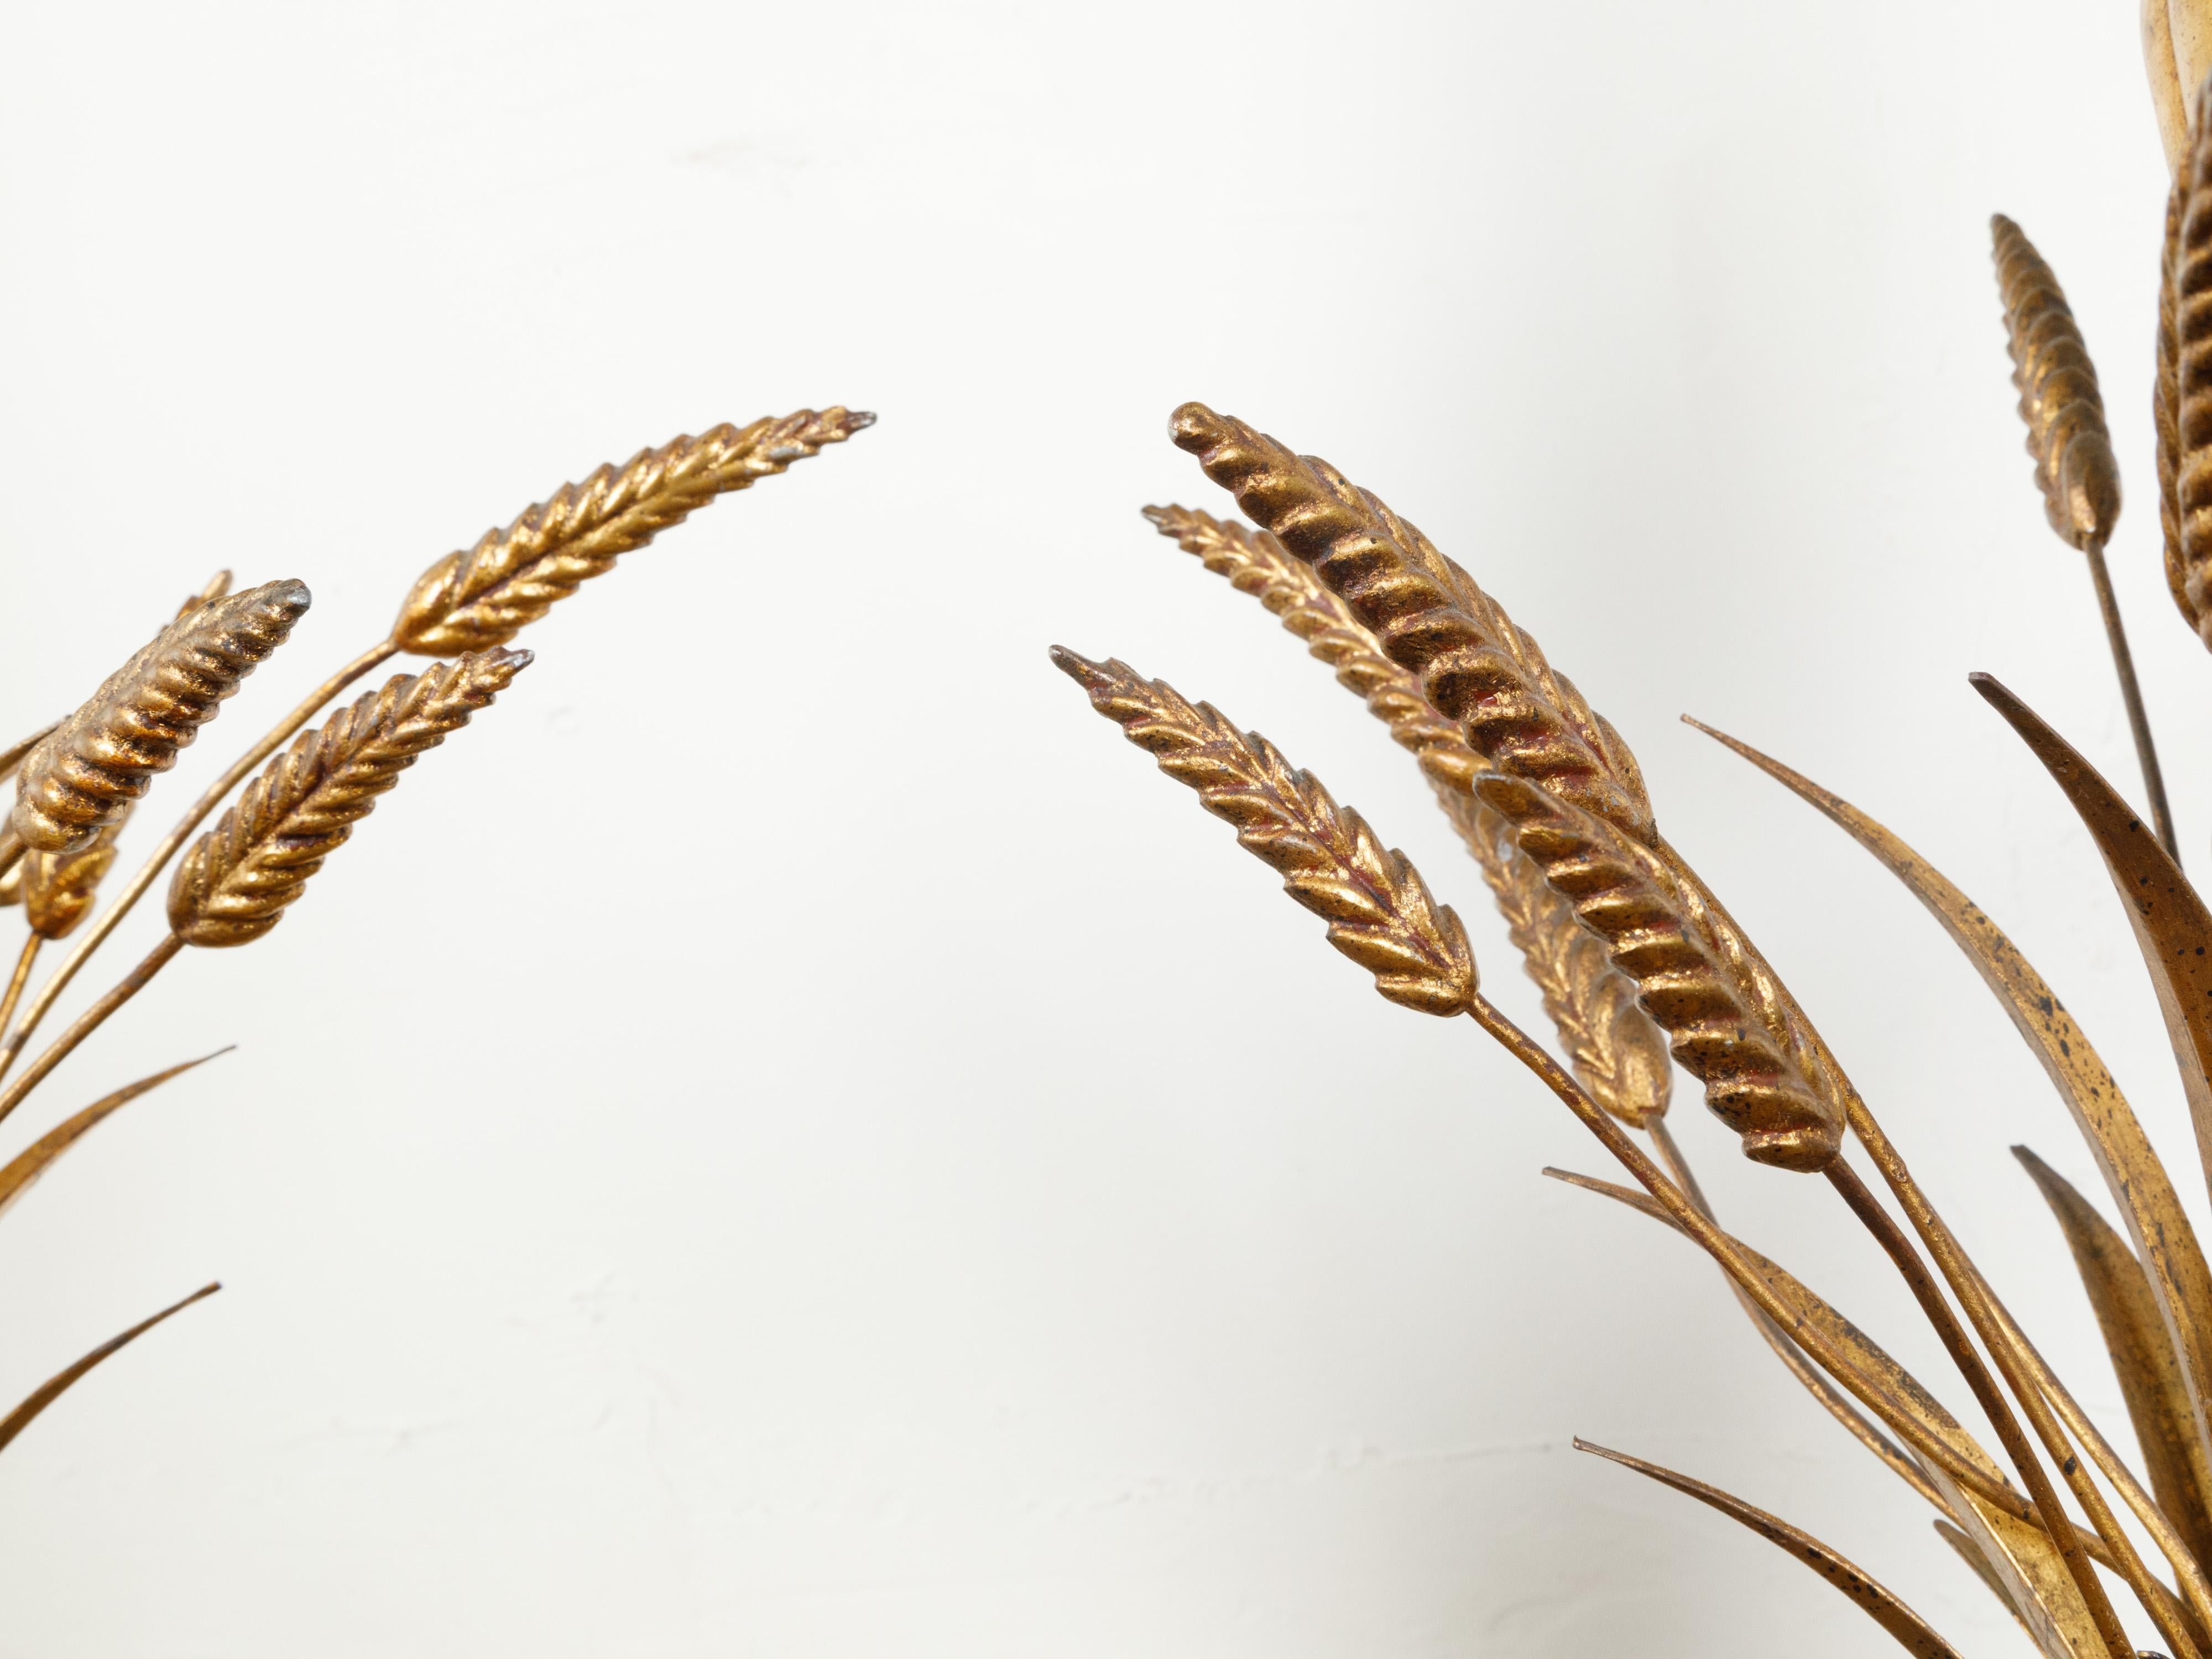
[1170,401,1225,452]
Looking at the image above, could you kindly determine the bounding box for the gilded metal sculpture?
[0,410,869,1471]
[1055,13,2212,1650]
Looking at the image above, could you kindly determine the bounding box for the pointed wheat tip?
[1048,644,1112,692]
[1169,401,1225,452]
[1140,504,1170,528]
[843,410,878,431]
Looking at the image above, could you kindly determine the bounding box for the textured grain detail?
[1452,792,1673,1127]
[1164,406,1653,841]
[1165,408,1839,1168]
[1052,648,1476,1015]
[1479,771,1841,1170]
[2163,179,2195,629]
[11,581,311,855]
[22,819,123,941]
[2174,94,2212,642]
[1145,503,1670,1124]
[168,650,530,947]
[394,409,875,654]
[1991,215,2120,550]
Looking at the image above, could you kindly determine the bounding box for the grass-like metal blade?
[1934,1517,2034,1636]
[0,1282,218,1455]
[1574,1438,1962,1658]
[2016,1145,2212,1569]
[1971,674,2212,1208]
[0,1051,231,1227]
[1548,1166,2125,1653]
[1685,717,2212,1505]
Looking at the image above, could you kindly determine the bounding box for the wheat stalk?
[168,650,531,948]
[1052,649,1475,1015]
[1144,503,1671,1127]
[9,580,311,856]
[393,409,876,655]
[1991,214,2122,551]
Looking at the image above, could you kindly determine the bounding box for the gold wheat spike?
[9,580,311,858]
[2164,180,2196,637]
[168,650,530,948]
[1165,404,1844,1172]
[22,819,124,943]
[393,409,875,655]
[1451,792,1672,1128]
[0,1053,228,1227]
[0,1282,218,1457]
[0,722,55,787]
[2176,72,2212,649]
[1052,649,1475,1015]
[1992,215,2121,552]
[1144,503,1672,1126]
[1573,1439,1961,1658]
[2017,1145,2212,1568]
[1163,406,1652,839]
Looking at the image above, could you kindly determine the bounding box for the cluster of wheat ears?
[0,409,870,1488]
[1046,28,2212,1659]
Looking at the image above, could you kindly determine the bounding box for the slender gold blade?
[0,1282,219,1455]
[1685,715,2212,1501]
[1970,675,2212,1205]
[1574,1439,1962,1658]
[2016,1146,2212,1568]
[0,1051,230,1227]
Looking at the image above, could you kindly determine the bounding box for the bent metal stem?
[0,638,401,1082]
[1456,990,2143,1659]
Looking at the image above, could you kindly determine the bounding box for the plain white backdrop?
[0,1,2201,1653]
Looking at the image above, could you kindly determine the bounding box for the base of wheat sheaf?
[1056,62,2212,1640]
[0,411,869,1525]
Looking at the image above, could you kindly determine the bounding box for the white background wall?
[0,1,2198,1653]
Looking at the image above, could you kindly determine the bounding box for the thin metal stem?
[1462,993,2039,1527]
[0,934,182,1130]
[1825,1156,2148,1659]
[2085,539,2179,863]
[1644,1117,1955,1517]
[0,637,400,1082]
[0,935,40,1046]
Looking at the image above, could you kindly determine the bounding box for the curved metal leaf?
[0,1282,219,1455]
[1575,1438,1962,1658]
[2017,1145,2212,1571]
[0,1050,230,1227]
[1971,674,2212,1207]
[1686,717,2212,1498]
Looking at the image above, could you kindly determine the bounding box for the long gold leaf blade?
[1574,1439,1963,1658]
[2016,1145,2212,1567]
[1970,674,2212,1199]
[0,1282,219,1455]
[1685,716,2212,1490]
[1541,1169,2016,1506]
[0,1050,230,1227]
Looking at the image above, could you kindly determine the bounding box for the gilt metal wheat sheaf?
[0,409,870,1460]
[1050,28,2212,1658]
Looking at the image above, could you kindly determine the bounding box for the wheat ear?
[168,650,530,947]
[2174,70,2212,643]
[10,580,311,855]
[1145,504,1670,1127]
[22,820,124,942]
[394,409,875,654]
[1052,649,1475,1015]
[1168,405,1840,1171]
[1991,215,2122,551]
